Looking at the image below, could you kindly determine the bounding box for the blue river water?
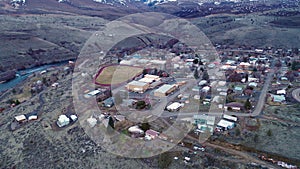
[0,61,69,93]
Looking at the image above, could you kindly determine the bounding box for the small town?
[1,43,299,168]
[0,1,300,168]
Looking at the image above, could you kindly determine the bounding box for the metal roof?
[155,84,175,94]
[128,80,148,87]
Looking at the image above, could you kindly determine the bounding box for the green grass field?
[95,65,143,85]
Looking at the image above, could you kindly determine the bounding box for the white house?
[166,102,184,111]
[57,115,70,127]
[217,119,235,130]
[15,115,26,122]
[276,89,286,95]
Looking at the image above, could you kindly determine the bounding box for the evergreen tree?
[244,99,251,110]
[108,116,115,129]
[202,70,209,81]
[194,69,199,79]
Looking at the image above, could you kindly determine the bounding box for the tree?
[193,59,199,64]
[291,61,300,71]
[108,116,115,129]
[15,100,21,105]
[198,59,203,65]
[267,129,272,137]
[202,70,209,81]
[42,77,47,84]
[142,69,148,75]
[235,128,241,136]
[253,134,259,143]
[140,123,151,134]
[153,68,158,75]
[244,99,251,110]
[135,100,146,109]
[194,69,200,79]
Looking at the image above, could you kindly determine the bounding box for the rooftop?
[127,80,148,87]
[217,119,235,128]
[155,84,175,94]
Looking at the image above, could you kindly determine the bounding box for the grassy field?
[95,65,143,85]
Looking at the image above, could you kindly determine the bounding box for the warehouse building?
[126,81,150,93]
[154,84,177,97]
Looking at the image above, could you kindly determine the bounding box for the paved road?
[292,88,300,103]
[248,68,274,116]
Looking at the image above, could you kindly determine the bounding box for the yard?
[95,65,143,86]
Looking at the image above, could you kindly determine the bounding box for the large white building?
[154,84,177,97]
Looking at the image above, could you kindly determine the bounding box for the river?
[0,61,70,93]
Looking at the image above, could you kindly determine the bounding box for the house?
[193,115,215,135]
[239,62,251,69]
[166,102,184,111]
[103,97,115,108]
[84,90,101,98]
[225,102,244,111]
[128,126,144,134]
[249,82,258,88]
[193,115,215,126]
[201,86,210,93]
[271,94,286,103]
[198,80,208,86]
[126,81,150,93]
[234,86,243,92]
[154,84,177,97]
[28,115,38,121]
[217,119,235,131]
[14,115,27,123]
[248,77,259,82]
[223,114,237,122]
[145,129,159,140]
[57,115,70,127]
[193,115,207,125]
[276,89,286,95]
[51,82,59,88]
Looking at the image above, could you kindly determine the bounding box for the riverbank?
[0,60,73,93]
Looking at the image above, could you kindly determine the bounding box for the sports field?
[95,65,143,86]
